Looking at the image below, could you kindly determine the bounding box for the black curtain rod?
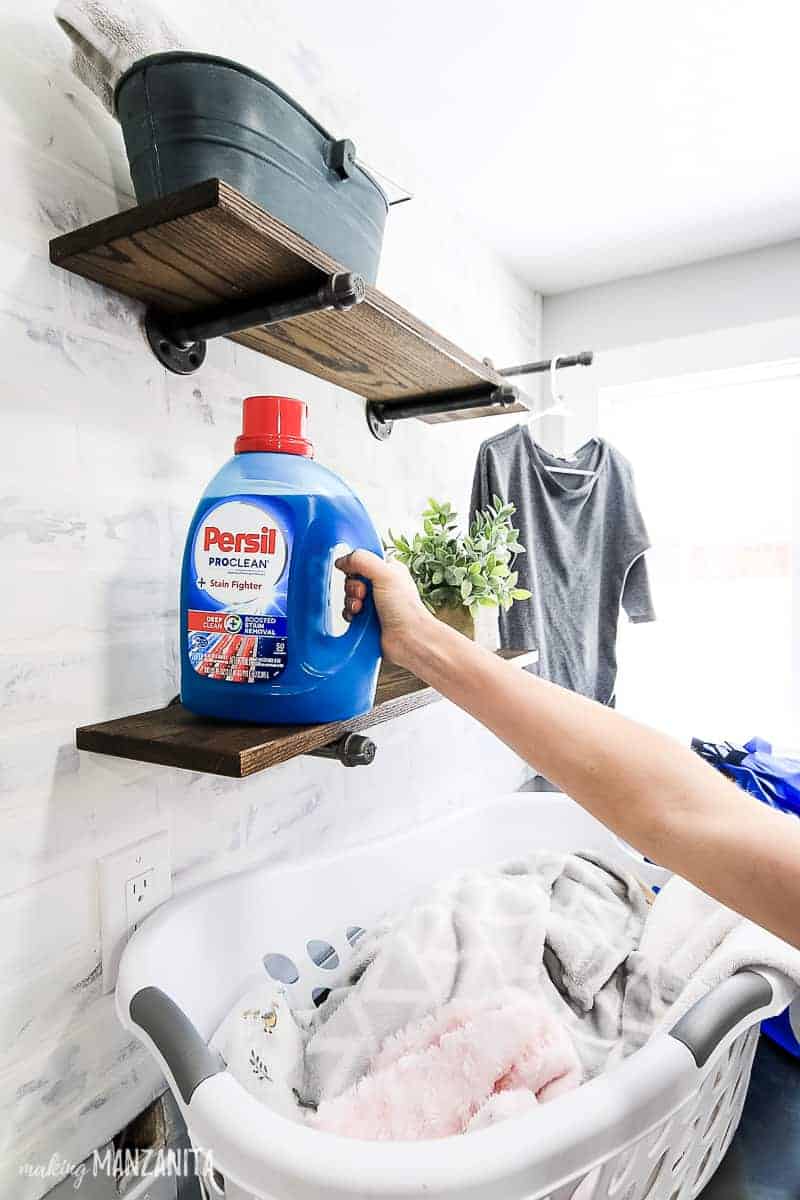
[499,350,593,377]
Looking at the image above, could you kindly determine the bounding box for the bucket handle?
[329,138,357,180]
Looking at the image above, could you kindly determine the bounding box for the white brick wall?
[0,3,541,1195]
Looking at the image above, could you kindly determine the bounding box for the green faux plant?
[386,496,532,619]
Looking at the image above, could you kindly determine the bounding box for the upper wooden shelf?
[75,650,537,778]
[49,178,529,424]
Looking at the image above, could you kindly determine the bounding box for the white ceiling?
[264,0,800,293]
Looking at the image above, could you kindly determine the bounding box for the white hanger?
[529,355,595,477]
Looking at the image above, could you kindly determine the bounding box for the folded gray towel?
[55,0,188,112]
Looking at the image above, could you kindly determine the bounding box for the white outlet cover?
[98,831,172,994]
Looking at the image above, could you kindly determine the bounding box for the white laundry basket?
[115,794,796,1200]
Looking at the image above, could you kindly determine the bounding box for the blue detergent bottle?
[180,395,383,723]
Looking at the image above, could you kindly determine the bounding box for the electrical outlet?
[99,832,171,994]
[126,868,156,935]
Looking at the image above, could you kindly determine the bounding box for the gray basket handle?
[668,969,773,1067]
[130,986,225,1103]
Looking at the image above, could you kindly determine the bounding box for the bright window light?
[600,360,800,749]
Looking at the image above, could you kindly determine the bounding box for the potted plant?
[386,496,532,648]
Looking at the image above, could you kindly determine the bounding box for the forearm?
[400,616,705,845]
[397,615,800,946]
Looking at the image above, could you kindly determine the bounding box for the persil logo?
[194,500,288,606]
[203,526,278,556]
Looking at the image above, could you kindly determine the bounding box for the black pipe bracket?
[366,383,519,441]
[365,350,594,439]
[145,271,366,375]
[308,732,377,767]
[145,311,207,375]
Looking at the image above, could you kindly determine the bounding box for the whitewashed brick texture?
[0,3,541,1195]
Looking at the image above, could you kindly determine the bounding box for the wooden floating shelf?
[49,178,530,424]
[76,650,537,778]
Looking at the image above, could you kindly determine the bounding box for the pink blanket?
[313,988,581,1141]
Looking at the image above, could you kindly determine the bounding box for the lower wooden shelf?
[76,649,538,778]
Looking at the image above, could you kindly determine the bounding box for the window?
[600,362,800,748]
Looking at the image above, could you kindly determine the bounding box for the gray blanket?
[216,850,800,1125]
[300,852,652,1106]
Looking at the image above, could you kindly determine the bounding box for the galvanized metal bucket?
[114,52,389,283]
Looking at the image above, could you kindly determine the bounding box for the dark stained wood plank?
[75,650,538,778]
[49,179,530,423]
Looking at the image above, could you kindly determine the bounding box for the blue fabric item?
[762,1008,799,1058]
[692,736,800,816]
[741,740,800,814]
[691,735,800,1059]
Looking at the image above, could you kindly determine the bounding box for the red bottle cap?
[234,396,313,457]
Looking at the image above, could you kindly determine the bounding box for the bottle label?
[186,496,293,684]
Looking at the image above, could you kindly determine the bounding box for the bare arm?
[339,550,800,948]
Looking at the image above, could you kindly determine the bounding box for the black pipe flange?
[145,310,207,375]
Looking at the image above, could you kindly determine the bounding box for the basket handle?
[668,969,773,1067]
[130,986,225,1103]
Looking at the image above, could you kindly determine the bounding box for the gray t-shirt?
[470,427,654,703]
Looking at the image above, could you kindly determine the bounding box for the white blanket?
[210,982,304,1120]
[621,872,800,1052]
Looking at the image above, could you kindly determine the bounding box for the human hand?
[335,549,434,666]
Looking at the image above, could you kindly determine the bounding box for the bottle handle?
[325,541,355,638]
[323,538,382,635]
